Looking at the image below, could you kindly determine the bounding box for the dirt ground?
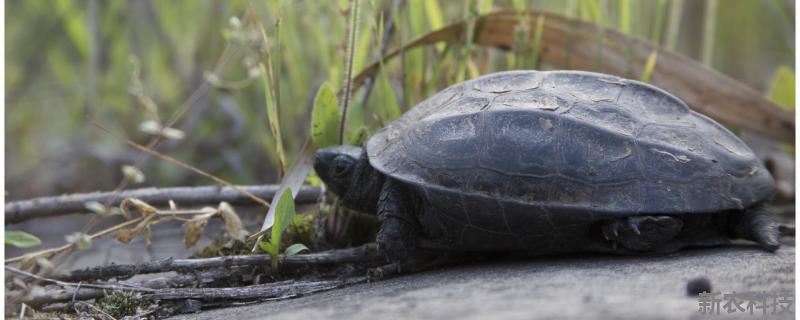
[169,238,795,320]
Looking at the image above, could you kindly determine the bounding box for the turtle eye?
[332,155,354,176]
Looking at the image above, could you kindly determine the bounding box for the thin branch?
[147,278,365,300]
[6,184,321,224]
[58,244,382,282]
[27,277,366,306]
[5,217,147,264]
[5,266,155,293]
[20,268,242,307]
[120,132,273,208]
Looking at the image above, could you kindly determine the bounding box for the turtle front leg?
[376,180,420,261]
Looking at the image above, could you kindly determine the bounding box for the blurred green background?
[5,0,794,201]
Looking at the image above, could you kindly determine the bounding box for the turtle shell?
[366,71,774,216]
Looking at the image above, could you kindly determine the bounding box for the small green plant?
[258,188,309,270]
[94,291,152,319]
[5,230,42,248]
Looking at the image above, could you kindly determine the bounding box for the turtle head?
[314,145,383,212]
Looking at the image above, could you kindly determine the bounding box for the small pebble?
[686,276,712,296]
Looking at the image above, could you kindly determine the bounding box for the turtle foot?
[734,206,780,252]
[602,215,683,251]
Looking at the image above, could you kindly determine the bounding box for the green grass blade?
[664,0,684,50]
[530,15,546,70]
[651,0,668,44]
[701,0,718,66]
[640,50,658,82]
[618,0,630,34]
[260,62,287,178]
[425,0,446,51]
[339,0,362,144]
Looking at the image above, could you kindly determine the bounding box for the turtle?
[313,70,780,267]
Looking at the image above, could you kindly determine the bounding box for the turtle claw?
[367,263,399,281]
[631,223,641,236]
[601,216,683,252]
[601,220,624,242]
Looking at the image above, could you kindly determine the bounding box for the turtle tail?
[729,204,781,252]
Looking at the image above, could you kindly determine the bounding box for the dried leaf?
[114,215,153,244]
[12,277,27,290]
[120,198,157,218]
[138,120,161,135]
[218,202,249,242]
[19,254,38,272]
[115,227,143,244]
[84,201,107,215]
[65,232,92,251]
[121,165,146,184]
[35,257,58,276]
[144,224,153,246]
[183,216,209,248]
[161,127,185,140]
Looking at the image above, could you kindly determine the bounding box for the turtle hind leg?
[730,204,780,252]
[601,215,683,252]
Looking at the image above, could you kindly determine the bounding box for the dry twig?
[58,244,382,282]
[6,185,321,224]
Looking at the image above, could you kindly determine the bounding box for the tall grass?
[4,0,794,199]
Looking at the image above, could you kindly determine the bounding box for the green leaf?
[258,240,277,255]
[348,126,370,145]
[261,188,297,270]
[5,230,42,248]
[54,1,88,58]
[767,65,795,110]
[311,83,341,148]
[271,188,296,253]
[284,243,309,256]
